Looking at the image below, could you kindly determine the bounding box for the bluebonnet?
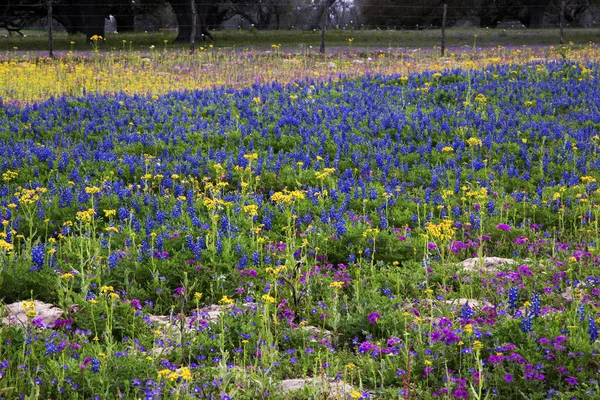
[30,244,45,272]
[589,315,599,344]
[508,287,519,313]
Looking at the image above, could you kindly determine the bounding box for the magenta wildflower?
[565,376,578,386]
[496,223,511,232]
[452,389,469,399]
[517,265,533,276]
[513,236,528,244]
[556,366,569,375]
[368,312,381,323]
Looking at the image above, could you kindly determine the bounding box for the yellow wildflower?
[219,295,234,305]
[100,286,114,294]
[262,294,276,304]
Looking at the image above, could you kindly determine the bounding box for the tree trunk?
[256,6,272,29]
[48,0,53,58]
[54,0,84,34]
[310,0,336,30]
[205,6,228,30]
[53,13,80,34]
[171,0,209,42]
[190,0,196,53]
[524,0,551,28]
[115,13,135,32]
[319,5,327,54]
[79,0,107,41]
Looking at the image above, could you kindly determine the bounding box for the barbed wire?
[1,0,580,34]
[5,2,562,9]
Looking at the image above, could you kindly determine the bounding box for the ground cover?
[2,28,600,51]
[1,44,600,399]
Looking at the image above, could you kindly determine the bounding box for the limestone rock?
[445,298,491,309]
[2,300,64,328]
[460,257,515,273]
[278,378,356,398]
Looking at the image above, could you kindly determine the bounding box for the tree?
[545,0,599,27]
[357,0,561,29]
[308,0,336,30]
[0,0,47,34]
[223,0,294,30]
[521,0,552,27]
[360,0,473,29]
[330,0,360,28]
[170,0,224,42]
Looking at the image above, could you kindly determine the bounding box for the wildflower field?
[2,39,600,399]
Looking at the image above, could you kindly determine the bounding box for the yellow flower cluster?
[329,281,344,289]
[362,228,380,238]
[553,192,561,201]
[315,168,336,181]
[15,188,46,205]
[466,137,483,147]
[85,186,101,195]
[262,294,276,304]
[21,300,36,318]
[441,189,454,200]
[219,295,234,305]
[474,93,487,104]
[243,204,259,218]
[271,189,306,205]
[266,265,286,275]
[202,197,232,211]
[76,208,96,223]
[425,219,456,241]
[0,239,14,253]
[100,285,114,294]
[1,170,18,182]
[158,366,192,381]
[465,187,489,201]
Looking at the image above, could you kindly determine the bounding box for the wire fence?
[1,0,583,57]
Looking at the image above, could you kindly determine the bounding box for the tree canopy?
[0,0,597,42]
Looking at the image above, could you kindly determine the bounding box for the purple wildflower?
[496,223,511,232]
[368,312,381,323]
[565,376,578,386]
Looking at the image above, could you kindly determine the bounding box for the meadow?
[1,32,600,399]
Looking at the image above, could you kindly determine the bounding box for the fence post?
[320,5,327,54]
[190,0,197,54]
[441,2,447,57]
[48,0,53,58]
[559,0,565,45]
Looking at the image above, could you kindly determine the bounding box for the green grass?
[1,27,600,52]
